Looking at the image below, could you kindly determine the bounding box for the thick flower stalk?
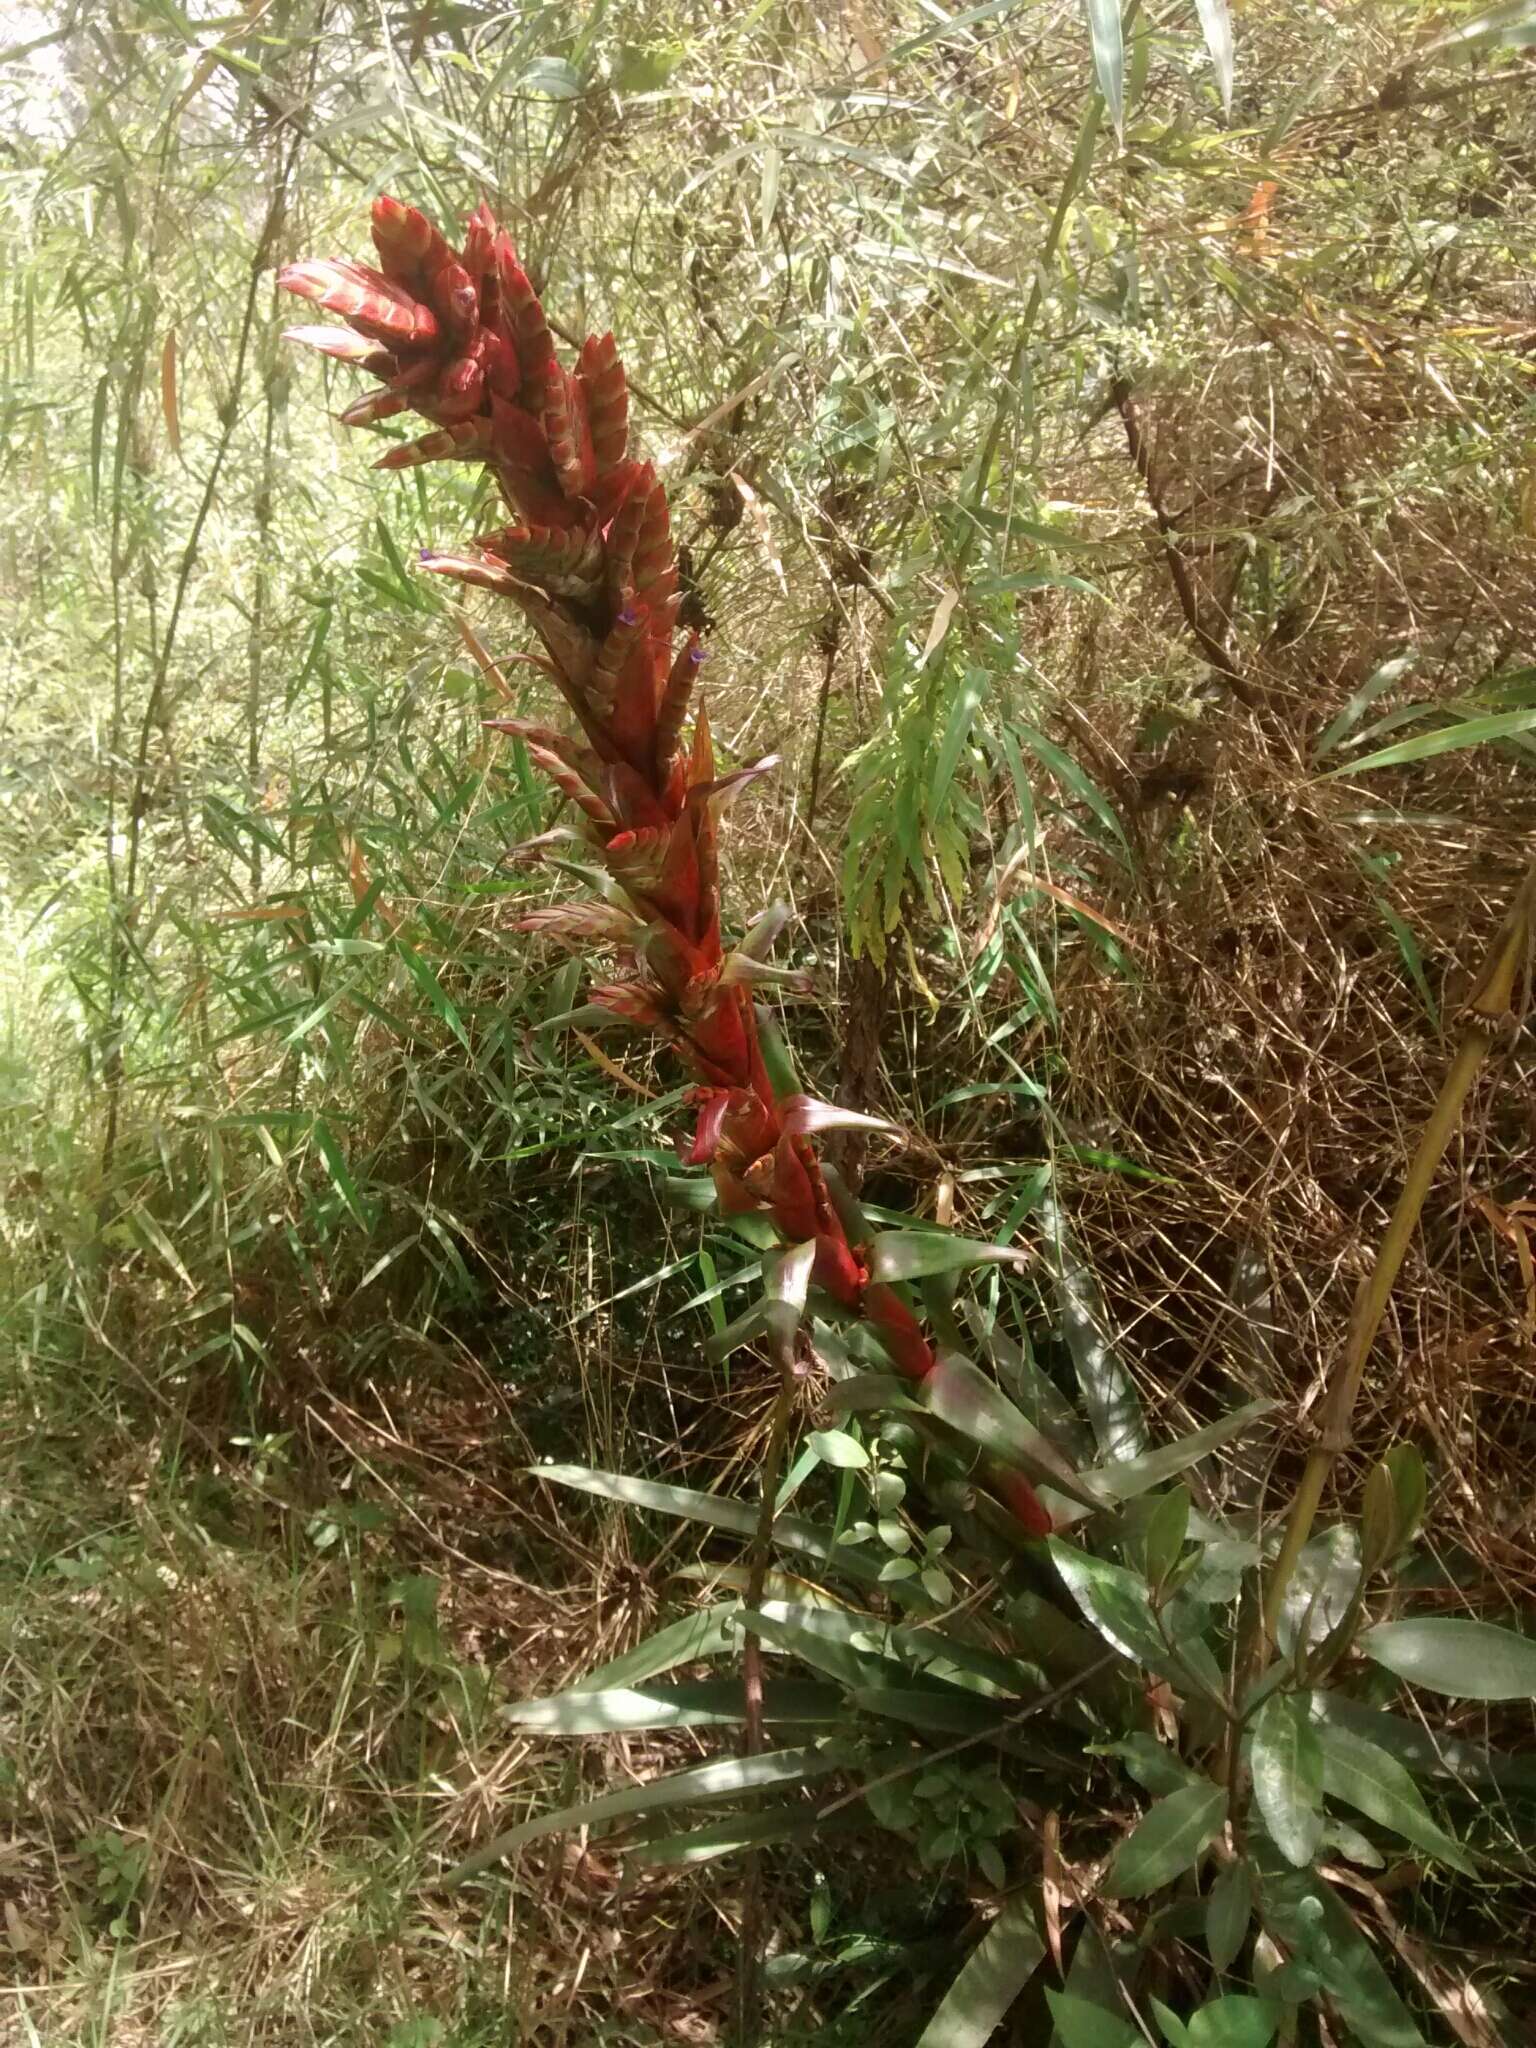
[280,198,1052,1537]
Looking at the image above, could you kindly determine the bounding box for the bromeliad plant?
[282,204,1536,2046]
[279,197,1055,1542]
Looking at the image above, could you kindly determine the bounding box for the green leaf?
[443,1742,841,1884]
[1314,1722,1476,1874]
[1206,1856,1253,1973]
[1083,1400,1277,1504]
[926,1352,1101,1508]
[503,1678,842,1733]
[1192,0,1236,116]
[581,1605,740,1690]
[533,1465,883,1584]
[1153,2001,1192,2048]
[1256,1860,1427,2047]
[1039,1198,1145,1460]
[1315,652,1418,758]
[1045,1992,1141,2048]
[1311,1693,1536,1791]
[1321,704,1536,776]
[1358,1616,1536,1698]
[1143,1486,1190,1591]
[1250,1693,1324,1868]
[1082,0,1125,138]
[807,1428,869,1470]
[916,1890,1047,2047]
[1382,1446,1427,1551]
[1050,1543,1223,1698]
[868,1229,1027,1284]
[1104,1781,1227,1897]
[1188,1998,1277,2048]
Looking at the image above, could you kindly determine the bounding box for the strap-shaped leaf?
[763,1237,816,1366]
[532,1464,884,1584]
[504,1677,843,1733]
[925,1351,1103,1509]
[1314,1721,1477,1874]
[1082,0,1125,138]
[1039,1196,1146,1461]
[916,1890,1047,2047]
[1081,1400,1276,1504]
[443,1741,843,1883]
[1250,1693,1323,1868]
[1104,1781,1228,1897]
[868,1229,1027,1285]
[581,1603,740,1690]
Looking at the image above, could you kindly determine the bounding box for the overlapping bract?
[280,198,1050,1537]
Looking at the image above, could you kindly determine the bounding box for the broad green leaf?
[1188,1998,1277,2048]
[1082,0,1125,138]
[1275,1524,1361,1659]
[1153,1998,1192,2048]
[443,1742,841,1883]
[1314,1722,1476,1873]
[1321,705,1536,776]
[1104,1781,1227,1897]
[1094,1733,1202,1797]
[1143,1485,1190,1591]
[1250,1693,1324,1868]
[504,1678,842,1733]
[1311,1693,1536,1790]
[916,1890,1046,2047]
[1046,1992,1141,2048]
[1050,1543,1225,1699]
[868,1229,1026,1284]
[1083,1400,1276,1503]
[1206,1856,1253,1972]
[1256,1860,1427,2046]
[807,1427,868,1469]
[1359,1616,1536,1698]
[1192,0,1236,116]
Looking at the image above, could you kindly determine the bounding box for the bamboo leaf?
[1104,1781,1228,1897]
[160,325,181,455]
[1081,0,1125,138]
[917,1891,1047,2047]
[532,1465,884,1583]
[1193,0,1236,116]
[1321,705,1536,776]
[580,1605,740,1690]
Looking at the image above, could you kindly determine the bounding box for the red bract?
[280,198,1051,1538]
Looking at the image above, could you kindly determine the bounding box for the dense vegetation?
[3,3,1536,2043]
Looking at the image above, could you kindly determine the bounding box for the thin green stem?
[1260,856,1536,1645]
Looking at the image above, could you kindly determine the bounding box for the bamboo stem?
[1260,856,1536,1644]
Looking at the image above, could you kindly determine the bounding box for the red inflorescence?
[280,198,1050,1535]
